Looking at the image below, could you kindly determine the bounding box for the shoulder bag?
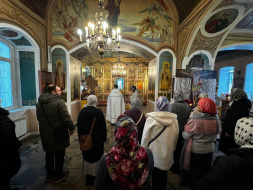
[136,114,144,125]
[40,104,69,144]
[80,117,96,151]
[148,125,167,146]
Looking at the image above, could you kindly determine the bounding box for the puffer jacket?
[36,93,75,152]
[141,111,179,170]
[219,98,252,153]
[196,148,253,190]
[77,106,107,163]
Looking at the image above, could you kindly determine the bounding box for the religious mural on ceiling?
[52,0,174,46]
[205,9,238,34]
[236,9,253,29]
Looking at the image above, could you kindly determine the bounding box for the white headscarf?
[199,92,208,98]
[235,117,253,149]
[86,95,97,107]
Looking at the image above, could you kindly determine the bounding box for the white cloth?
[130,90,140,103]
[106,89,125,124]
[141,111,179,170]
[83,160,100,176]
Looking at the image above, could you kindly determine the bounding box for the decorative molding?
[215,0,253,12]
[0,5,44,47]
[189,31,224,57]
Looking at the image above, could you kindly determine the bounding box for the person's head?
[197,98,217,115]
[230,88,247,102]
[130,98,142,112]
[156,96,170,112]
[173,90,184,102]
[114,114,138,148]
[46,85,62,96]
[114,84,118,89]
[194,97,201,107]
[131,85,136,92]
[235,117,253,149]
[198,92,208,99]
[87,95,97,107]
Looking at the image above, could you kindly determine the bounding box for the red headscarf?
[106,115,149,190]
[198,98,217,115]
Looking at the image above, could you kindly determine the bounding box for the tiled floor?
[10,105,224,190]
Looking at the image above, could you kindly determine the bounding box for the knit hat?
[234,117,253,149]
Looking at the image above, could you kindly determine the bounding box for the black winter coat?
[77,106,107,163]
[219,98,252,153]
[0,107,22,178]
[36,93,75,152]
[196,148,253,190]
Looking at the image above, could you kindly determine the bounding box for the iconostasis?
[82,58,149,103]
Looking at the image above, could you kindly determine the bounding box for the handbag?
[40,104,69,144]
[148,125,167,146]
[79,117,96,151]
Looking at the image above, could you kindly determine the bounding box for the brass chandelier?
[77,0,121,59]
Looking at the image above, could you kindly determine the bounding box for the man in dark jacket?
[36,85,75,183]
[0,107,22,190]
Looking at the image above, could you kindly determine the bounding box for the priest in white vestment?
[106,84,125,124]
[130,85,140,103]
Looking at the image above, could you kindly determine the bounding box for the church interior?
[1,0,253,189]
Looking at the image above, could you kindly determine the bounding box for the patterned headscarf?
[106,115,149,190]
[174,90,185,102]
[130,98,142,112]
[198,98,217,115]
[235,117,253,149]
[87,95,97,107]
[156,96,170,112]
[229,88,248,107]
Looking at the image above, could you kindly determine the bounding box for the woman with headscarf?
[196,117,253,190]
[190,92,209,118]
[77,95,107,188]
[141,96,179,190]
[123,98,146,143]
[170,90,191,174]
[218,88,252,154]
[179,98,221,189]
[95,115,154,190]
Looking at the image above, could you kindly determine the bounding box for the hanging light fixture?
[112,64,126,78]
[77,0,121,59]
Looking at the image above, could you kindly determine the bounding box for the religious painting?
[158,51,173,99]
[128,81,135,92]
[70,57,81,101]
[104,94,108,101]
[138,65,145,79]
[236,10,253,29]
[97,79,102,93]
[41,71,52,94]
[137,81,143,94]
[128,64,135,79]
[104,80,111,93]
[103,65,111,78]
[205,9,238,34]
[94,65,102,78]
[52,48,67,102]
[234,77,244,89]
[148,59,156,101]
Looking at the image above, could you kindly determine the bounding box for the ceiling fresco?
[235,9,253,29]
[52,0,175,46]
[0,28,32,46]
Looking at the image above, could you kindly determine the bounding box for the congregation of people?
[1,84,253,190]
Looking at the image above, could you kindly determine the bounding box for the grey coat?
[36,93,75,152]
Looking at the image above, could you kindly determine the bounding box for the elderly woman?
[95,115,154,190]
[197,117,253,190]
[170,90,190,174]
[219,88,252,154]
[77,95,107,187]
[180,98,221,189]
[123,98,146,143]
[141,96,179,190]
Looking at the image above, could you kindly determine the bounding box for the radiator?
[13,116,27,137]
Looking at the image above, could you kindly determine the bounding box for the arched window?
[245,63,253,100]
[0,41,12,108]
[218,66,234,96]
